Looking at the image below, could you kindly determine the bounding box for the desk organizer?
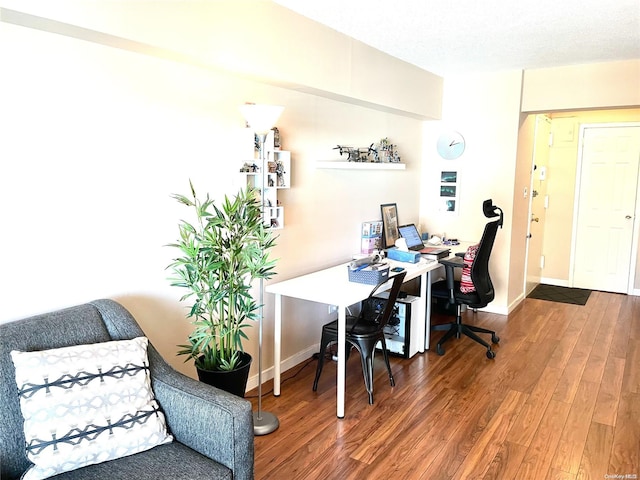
[347,265,390,285]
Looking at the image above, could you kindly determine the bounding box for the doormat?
[527,284,592,306]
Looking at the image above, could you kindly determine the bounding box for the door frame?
[569,122,640,294]
[524,114,551,295]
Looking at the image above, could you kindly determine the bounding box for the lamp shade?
[240,104,284,135]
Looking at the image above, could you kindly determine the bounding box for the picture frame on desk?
[380,203,400,249]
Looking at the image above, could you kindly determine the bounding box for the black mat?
[527,284,592,305]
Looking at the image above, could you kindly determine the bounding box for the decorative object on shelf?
[333,138,401,163]
[373,137,402,163]
[240,162,259,173]
[275,159,286,187]
[272,127,281,149]
[436,130,466,159]
[167,181,277,399]
[333,144,376,162]
[239,102,284,436]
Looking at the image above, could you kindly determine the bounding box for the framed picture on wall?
[440,171,457,183]
[380,203,400,249]
[439,170,459,213]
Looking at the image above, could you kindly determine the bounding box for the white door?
[572,124,640,293]
[525,115,551,295]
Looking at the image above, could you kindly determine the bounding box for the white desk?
[266,258,442,418]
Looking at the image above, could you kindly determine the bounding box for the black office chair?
[313,271,407,404]
[431,199,503,359]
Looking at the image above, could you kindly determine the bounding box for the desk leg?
[273,293,282,397]
[425,271,432,351]
[336,305,346,419]
[416,272,427,353]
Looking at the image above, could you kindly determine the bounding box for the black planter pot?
[196,352,252,398]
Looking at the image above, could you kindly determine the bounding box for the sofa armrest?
[89,299,254,479]
[148,348,254,480]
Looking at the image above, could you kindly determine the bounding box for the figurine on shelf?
[275,160,286,187]
[240,162,260,172]
[372,137,401,163]
[272,127,281,149]
[333,144,376,162]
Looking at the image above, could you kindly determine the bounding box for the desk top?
[265,258,441,307]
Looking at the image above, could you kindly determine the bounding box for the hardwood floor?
[248,291,639,479]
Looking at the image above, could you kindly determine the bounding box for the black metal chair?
[313,271,407,404]
[431,199,503,359]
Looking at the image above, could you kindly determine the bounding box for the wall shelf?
[316,161,406,170]
[240,130,290,229]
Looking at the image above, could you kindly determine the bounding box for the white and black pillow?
[11,337,173,480]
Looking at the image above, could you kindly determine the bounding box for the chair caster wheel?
[436,344,445,356]
[492,334,500,344]
[486,349,496,359]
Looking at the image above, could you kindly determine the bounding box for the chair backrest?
[469,217,500,307]
[358,271,407,331]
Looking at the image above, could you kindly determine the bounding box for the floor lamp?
[239,103,284,436]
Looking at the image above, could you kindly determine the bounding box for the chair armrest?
[148,347,254,480]
[439,256,464,303]
[439,256,464,269]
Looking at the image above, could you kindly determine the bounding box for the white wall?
[522,60,640,112]
[420,71,524,313]
[0,16,424,384]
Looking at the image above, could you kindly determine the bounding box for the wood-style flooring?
[248,291,639,479]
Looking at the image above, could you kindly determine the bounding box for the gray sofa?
[0,299,254,480]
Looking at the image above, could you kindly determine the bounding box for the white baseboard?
[540,277,570,287]
[478,304,509,316]
[246,343,319,392]
[541,278,640,296]
[506,293,525,313]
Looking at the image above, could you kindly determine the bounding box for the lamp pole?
[239,104,283,436]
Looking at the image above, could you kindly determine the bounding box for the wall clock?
[436,131,466,160]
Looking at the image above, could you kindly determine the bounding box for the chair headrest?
[483,199,504,227]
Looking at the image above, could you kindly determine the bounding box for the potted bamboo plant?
[167,181,276,396]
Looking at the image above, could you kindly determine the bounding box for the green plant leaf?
[167,181,277,372]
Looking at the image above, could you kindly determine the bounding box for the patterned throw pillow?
[460,244,480,293]
[10,337,173,480]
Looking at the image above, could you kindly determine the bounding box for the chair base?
[432,306,499,359]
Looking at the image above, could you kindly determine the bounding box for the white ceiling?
[273,0,640,76]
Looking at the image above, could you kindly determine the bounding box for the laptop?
[398,224,427,251]
[398,224,451,255]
